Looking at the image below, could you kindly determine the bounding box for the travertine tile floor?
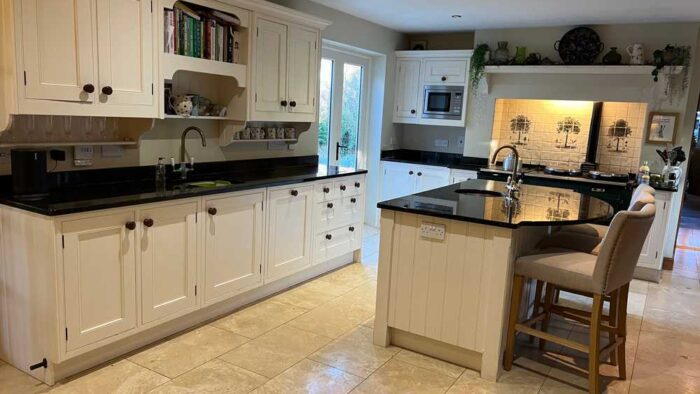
[3,224,700,393]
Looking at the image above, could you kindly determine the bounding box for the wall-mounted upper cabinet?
[3,0,157,119]
[250,14,320,123]
[392,50,472,127]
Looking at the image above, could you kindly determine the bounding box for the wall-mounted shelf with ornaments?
[219,122,312,146]
[480,65,683,94]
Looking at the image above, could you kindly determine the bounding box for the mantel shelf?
[162,53,247,86]
[483,65,659,75]
[231,139,298,143]
[0,140,138,148]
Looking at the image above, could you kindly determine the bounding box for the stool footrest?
[514,323,589,353]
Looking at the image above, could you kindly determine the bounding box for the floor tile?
[252,359,362,394]
[314,263,377,292]
[635,330,700,379]
[0,364,48,394]
[393,349,465,379]
[362,234,379,255]
[49,360,168,393]
[362,225,379,239]
[309,326,399,378]
[271,279,348,309]
[649,273,700,295]
[629,279,649,295]
[219,324,332,378]
[359,252,379,266]
[149,359,267,394]
[128,325,248,378]
[352,359,456,394]
[645,284,700,315]
[641,307,700,338]
[630,358,700,394]
[447,366,545,393]
[361,316,375,328]
[211,299,308,339]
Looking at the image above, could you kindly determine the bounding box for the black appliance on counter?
[11,149,49,199]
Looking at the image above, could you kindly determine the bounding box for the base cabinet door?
[62,211,137,351]
[637,192,671,269]
[203,191,264,304]
[415,165,450,193]
[394,58,422,121]
[139,202,198,324]
[381,161,416,201]
[266,185,313,281]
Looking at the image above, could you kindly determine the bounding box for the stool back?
[593,202,656,294]
[629,184,655,210]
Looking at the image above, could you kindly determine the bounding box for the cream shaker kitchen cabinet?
[139,201,198,324]
[251,15,319,122]
[380,161,450,200]
[423,59,468,84]
[635,190,672,281]
[414,164,451,193]
[203,190,264,305]
[450,169,478,184]
[62,211,138,351]
[7,0,156,117]
[393,58,422,122]
[265,184,314,281]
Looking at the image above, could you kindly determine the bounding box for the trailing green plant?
[470,43,490,93]
[652,45,691,89]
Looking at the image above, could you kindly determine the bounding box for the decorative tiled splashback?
[491,99,647,173]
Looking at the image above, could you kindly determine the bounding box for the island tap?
[491,145,522,201]
[172,126,207,180]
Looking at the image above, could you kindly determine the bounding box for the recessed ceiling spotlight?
[451,14,462,18]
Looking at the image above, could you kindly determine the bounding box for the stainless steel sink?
[455,189,504,197]
[183,180,239,188]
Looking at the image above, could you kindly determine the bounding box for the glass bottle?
[155,157,167,192]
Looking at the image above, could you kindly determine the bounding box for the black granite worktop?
[0,156,366,216]
[380,149,488,170]
[377,179,614,229]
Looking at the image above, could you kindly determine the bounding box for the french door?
[318,45,369,169]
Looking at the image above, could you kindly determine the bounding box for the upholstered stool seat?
[516,249,597,293]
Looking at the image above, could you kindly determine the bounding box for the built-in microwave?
[422,85,464,120]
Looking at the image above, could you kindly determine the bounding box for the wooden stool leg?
[504,275,525,371]
[589,294,603,394]
[608,290,619,366]
[617,284,629,380]
[539,284,555,350]
[530,280,544,344]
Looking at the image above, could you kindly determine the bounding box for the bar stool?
[503,203,656,394]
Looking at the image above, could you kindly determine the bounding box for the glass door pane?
[318,58,334,167]
[338,64,363,169]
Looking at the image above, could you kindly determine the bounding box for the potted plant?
[652,45,691,100]
[470,43,490,93]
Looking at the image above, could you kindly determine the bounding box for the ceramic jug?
[627,44,645,65]
[169,95,194,117]
[493,41,510,65]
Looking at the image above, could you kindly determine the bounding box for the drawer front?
[314,223,362,264]
[314,194,364,232]
[334,176,363,199]
[314,180,337,202]
[423,59,467,84]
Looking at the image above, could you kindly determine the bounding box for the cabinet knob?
[327,202,334,208]
[143,218,154,227]
[208,207,217,215]
[409,171,414,175]
[280,100,288,107]
[323,187,330,193]
[410,109,416,114]
[350,197,357,203]
[290,189,298,196]
[289,100,297,108]
[125,221,136,230]
[339,185,346,191]
[348,226,355,232]
[354,182,361,188]
[82,84,95,93]
[417,172,422,176]
[441,76,447,81]
[325,234,332,240]
[102,86,113,96]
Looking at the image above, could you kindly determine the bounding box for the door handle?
[335,142,348,161]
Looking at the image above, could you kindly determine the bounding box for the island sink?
[455,188,504,197]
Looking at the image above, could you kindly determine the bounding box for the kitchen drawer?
[314,223,362,264]
[423,59,467,84]
[334,176,363,199]
[314,194,364,232]
[314,180,338,202]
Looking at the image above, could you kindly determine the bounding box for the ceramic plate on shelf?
[554,27,604,65]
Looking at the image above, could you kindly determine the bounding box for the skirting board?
[633,265,662,283]
[50,252,356,384]
[390,328,482,372]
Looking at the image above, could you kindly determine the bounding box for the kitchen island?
[373,179,613,380]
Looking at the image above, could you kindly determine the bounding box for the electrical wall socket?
[434,139,449,148]
[420,222,446,241]
[457,137,464,147]
[101,145,124,158]
[74,145,94,160]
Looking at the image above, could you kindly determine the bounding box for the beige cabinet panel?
[139,202,198,324]
[393,58,421,120]
[314,223,361,264]
[286,25,317,115]
[96,0,154,106]
[20,0,95,102]
[266,185,313,281]
[254,18,287,114]
[423,59,467,84]
[62,211,137,351]
[203,191,264,304]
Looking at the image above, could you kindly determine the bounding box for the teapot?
[169,95,194,117]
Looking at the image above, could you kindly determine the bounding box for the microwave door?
[424,92,451,114]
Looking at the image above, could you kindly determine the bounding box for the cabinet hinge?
[194,285,197,296]
[62,235,65,249]
[195,212,198,223]
[23,71,27,86]
[65,327,68,341]
[655,251,658,259]
[663,202,667,209]
[259,264,262,274]
[151,83,154,95]
[256,27,259,37]
[255,93,257,102]
[150,0,153,13]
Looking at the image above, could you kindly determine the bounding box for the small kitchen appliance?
[422,85,464,120]
[11,149,49,199]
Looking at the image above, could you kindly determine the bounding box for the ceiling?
[307,0,700,33]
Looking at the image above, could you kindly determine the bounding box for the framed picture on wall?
[410,40,427,50]
[646,112,679,143]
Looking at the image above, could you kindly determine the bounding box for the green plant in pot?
[470,43,490,93]
[652,45,691,85]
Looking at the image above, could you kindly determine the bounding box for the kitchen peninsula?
[373,179,613,380]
